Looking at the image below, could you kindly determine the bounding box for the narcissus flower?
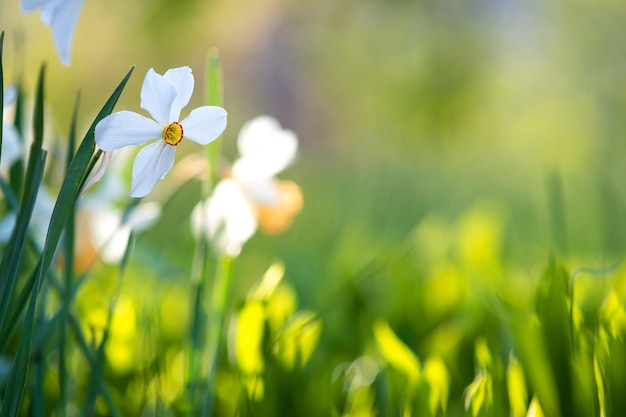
[76,151,162,269]
[21,0,83,65]
[192,116,302,257]
[192,179,257,258]
[95,66,227,198]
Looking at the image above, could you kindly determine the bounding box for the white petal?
[191,179,257,257]
[48,0,83,65]
[100,226,132,264]
[163,66,193,122]
[87,207,127,264]
[130,140,176,198]
[1,123,23,169]
[240,178,279,206]
[95,111,162,151]
[125,202,162,231]
[0,212,17,244]
[80,151,112,196]
[180,106,227,145]
[31,188,57,248]
[233,116,298,180]
[21,0,44,13]
[38,0,63,25]
[140,68,177,125]
[4,84,17,107]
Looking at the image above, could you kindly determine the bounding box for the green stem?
[201,255,234,417]
[187,48,225,416]
[58,90,80,417]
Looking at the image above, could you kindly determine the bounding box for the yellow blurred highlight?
[422,357,450,415]
[82,306,109,346]
[372,319,420,385]
[343,385,377,417]
[265,284,297,334]
[159,286,191,339]
[475,338,492,368]
[145,350,186,405]
[257,180,303,235]
[275,311,322,370]
[234,298,267,401]
[464,370,493,417]
[423,263,465,320]
[105,296,138,374]
[599,290,626,339]
[595,327,610,367]
[456,202,504,271]
[464,339,493,417]
[422,322,465,360]
[248,262,285,301]
[526,396,545,417]
[593,349,607,417]
[507,353,528,417]
[235,301,266,376]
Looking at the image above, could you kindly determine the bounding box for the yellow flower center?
[163,122,184,146]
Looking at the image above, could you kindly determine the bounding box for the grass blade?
[0,31,4,165]
[0,66,134,417]
[0,64,47,339]
[0,151,46,416]
[58,91,81,417]
[82,232,133,415]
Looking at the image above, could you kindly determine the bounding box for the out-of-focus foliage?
[3,0,626,415]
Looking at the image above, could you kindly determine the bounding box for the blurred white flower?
[0,188,56,248]
[2,84,22,170]
[21,0,83,65]
[95,66,227,198]
[192,179,257,257]
[79,201,161,265]
[192,116,302,257]
[76,149,162,268]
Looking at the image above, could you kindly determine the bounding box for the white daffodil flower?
[192,179,257,258]
[76,149,162,267]
[95,66,227,198]
[232,116,298,206]
[21,0,83,66]
[0,188,56,248]
[191,116,301,257]
[2,84,22,170]
[81,201,161,265]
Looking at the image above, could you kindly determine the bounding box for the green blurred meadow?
[3,0,626,415]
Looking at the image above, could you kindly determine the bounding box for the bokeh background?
[3,0,626,415]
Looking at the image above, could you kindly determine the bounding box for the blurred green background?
[3,0,626,415]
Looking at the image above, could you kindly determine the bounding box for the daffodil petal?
[181,106,227,145]
[164,66,193,122]
[21,0,44,14]
[240,178,279,206]
[237,116,297,157]
[140,68,177,125]
[21,0,82,65]
[49,0,82,65]
[95,111,162,151]
[130,140,176,198]
[32,189,57,248]
[192,179,257,257]
[126,202,161,230]
[4,84,17,107]
[233,116,298,180]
